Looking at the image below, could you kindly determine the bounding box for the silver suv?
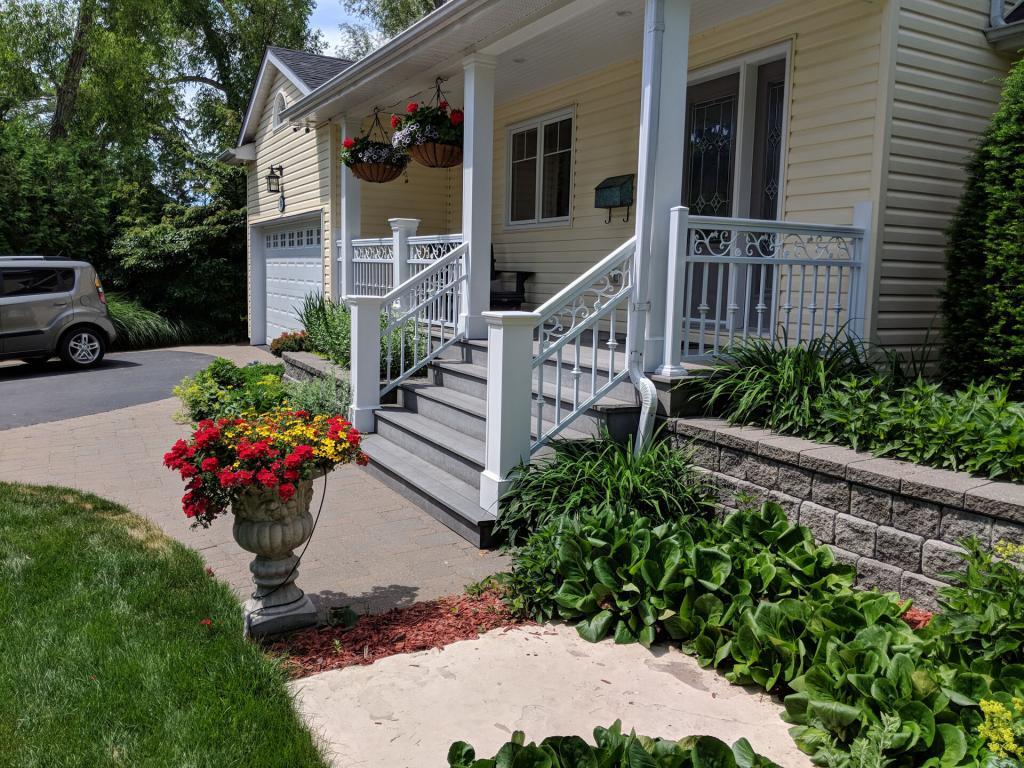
[0,257,117,368]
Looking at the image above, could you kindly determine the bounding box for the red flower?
[199,618,213,626]
[283,469,299,481]
[439,100,449,110]
[450,109,464,126]
[201,457,219,472]
[390,114,401,129]
[256,468,278,488]
[278,483,296,501]
[407,101,419,114]
[179,463,198,479]
[356,453,369,467]
[284,444,314,470]
[343,137,356,149]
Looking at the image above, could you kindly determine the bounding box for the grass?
[0,482,327,768]
[107,294,192,351]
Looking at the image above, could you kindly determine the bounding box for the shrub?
[448,722,780,768]
[173,358,286,422]
[298,292,425,378]
[943,57,1024,395]
[504,503,1024,767]
[270,330,307,357]
[284,374,351,418]
[106,294,192,350]
[493,436,718,546]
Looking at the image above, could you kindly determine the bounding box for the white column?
[348,295,382,432]
[460,53,496,340]
[633,0,691,372]
[656,205,689,376]
[389,217,420,290]
[340,115,362,299]
[479,311,538,512]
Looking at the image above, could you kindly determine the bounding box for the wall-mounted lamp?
[265,165,284,194]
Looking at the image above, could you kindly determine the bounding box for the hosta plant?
[447,721,782,768]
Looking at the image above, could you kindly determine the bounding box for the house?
[223,0,1022,546]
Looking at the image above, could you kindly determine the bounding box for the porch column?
[633,0,691,372]
[339,115,361,299]
[459,53,496,340]
[389,217,420,289]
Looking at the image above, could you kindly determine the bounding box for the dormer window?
[272,91,287,130]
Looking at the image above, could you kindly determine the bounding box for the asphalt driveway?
[0,349,221,429]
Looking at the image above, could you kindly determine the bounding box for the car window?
[0,268,76,297]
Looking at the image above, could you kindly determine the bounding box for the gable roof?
[266,46,353,90]
[237,47,352,146]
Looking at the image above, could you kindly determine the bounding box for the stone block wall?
[665,417,1024,610]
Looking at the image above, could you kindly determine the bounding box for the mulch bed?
[270,589,528,678]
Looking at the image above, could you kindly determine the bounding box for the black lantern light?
[265,165,284,194]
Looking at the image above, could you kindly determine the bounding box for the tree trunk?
[50,0,95,140]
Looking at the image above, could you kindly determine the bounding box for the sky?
[310,1,363,55]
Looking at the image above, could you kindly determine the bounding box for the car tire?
[58,327,106,368]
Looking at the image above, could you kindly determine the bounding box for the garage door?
[263,220,322,343]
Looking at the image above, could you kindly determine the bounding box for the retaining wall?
[665,417,1024,610]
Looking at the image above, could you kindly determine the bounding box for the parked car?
[0,256,117,368]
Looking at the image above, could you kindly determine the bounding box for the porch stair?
[359,337,641,547]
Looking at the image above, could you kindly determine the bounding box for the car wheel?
[59,328,106,368]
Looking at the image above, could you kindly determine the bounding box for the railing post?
[389,218,420,291]
[348,296,382,433]
[479,311,539,513]
[656,206,689,376]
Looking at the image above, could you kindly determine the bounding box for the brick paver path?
[0,345,505,615]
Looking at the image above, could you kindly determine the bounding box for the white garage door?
[263,220,322,343]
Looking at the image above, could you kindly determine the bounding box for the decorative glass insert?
[758,81,785,218]
[685,95,736,216]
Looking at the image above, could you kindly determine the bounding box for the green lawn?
[0,482,328,768]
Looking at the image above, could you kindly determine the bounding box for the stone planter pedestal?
[232,477,319,637]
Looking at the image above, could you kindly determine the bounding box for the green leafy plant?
[106,293,192,350]
[284,373,351,418]
[270,330,308,357]
[494,436,718,546]
[447,721,782,768]
[173,358,286,422]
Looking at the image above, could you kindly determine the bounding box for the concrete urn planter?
[232,476,318,637]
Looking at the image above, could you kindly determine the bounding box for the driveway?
[0,348,256,429]
[0,343,505,616]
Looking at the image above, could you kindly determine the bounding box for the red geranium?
[342,136,356,149]
[406,101,419,114]
[450,109,464,126]
[390,114,401,129]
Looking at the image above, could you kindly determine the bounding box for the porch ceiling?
[284,0,789,127]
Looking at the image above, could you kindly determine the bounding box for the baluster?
[535,362,546,441]
[718,262,729,356]
[821,264,832,340]
[590,320,599,398]
[796,264,806,346]
[834,266,845,336]
[808,264,820,340]
[572,336,582,413]
[554,348,563,427]
[756,261,768,338]
[741,261,753,343]
[682,257,694,359]
[608,310,618,383]
[697,259,710,356]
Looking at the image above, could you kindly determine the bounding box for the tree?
[336,0,444,58]
[942,57,1024,394]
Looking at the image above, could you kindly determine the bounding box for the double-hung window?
[507,108,574,226]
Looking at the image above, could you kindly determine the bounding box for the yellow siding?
[359,164,458,237]
[877,0,1012,352]
[491,0,886,307]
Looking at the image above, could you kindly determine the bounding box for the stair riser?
[399,388,487,441]
[374,416,483,489]
[439,342,636,400]
[360,461,492,548]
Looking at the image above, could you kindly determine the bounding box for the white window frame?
[504,106,576,229]
[272,91,287,131]
[686,41,792,220]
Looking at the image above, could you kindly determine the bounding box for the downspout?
[627,0,665,455]
[991,0,1007,27]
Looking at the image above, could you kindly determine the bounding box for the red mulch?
[902,606,934,630]
[269,589,529,678]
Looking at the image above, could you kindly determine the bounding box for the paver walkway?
[0,344,504,615]
[291,623,812,768]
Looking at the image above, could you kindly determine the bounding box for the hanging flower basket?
[408,142,463,169]
[341,111,409,184]
[391,80,464,169]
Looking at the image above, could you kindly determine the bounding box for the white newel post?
[348,296,382,432]
[460,54,496,340]
[634,0,691,372]
[339,115,361,299]
[479,311,538,512]
[389,217,419,291]
[657,206,689,376]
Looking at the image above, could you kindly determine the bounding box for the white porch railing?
[660,206,868,369]
[347,242,468,432]
[350,237,394,295]
[347,221,463,297]
[479,237,635,510]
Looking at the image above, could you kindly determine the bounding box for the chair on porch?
[489,247,533,311]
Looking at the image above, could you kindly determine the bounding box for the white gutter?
[281,0,498,121]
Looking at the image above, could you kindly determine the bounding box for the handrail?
[686,215,866,237]
[535,236,637,320]
[382,242,467,305]
[351,236,392,248]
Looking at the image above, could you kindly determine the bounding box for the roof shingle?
[268,46,352,91]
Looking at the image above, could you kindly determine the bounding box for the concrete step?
[360,434,495,547]
[374,406,485,489]
[399,381,594,443]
